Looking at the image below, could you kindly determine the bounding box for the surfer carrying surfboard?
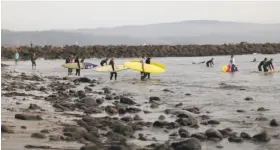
[109,57,117,80]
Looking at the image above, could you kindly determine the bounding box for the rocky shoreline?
[2,63,280,150]
[2,42,280,60]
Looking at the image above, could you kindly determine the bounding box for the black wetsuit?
[31,55,36,68]
[206,60,214,67]
[100,59,108,66]
[66,57,72,75]
[263,61,274,72]
[75,58,80,76]
[258,60,266,71]
[109,60,117,80]
[145,58,151,79]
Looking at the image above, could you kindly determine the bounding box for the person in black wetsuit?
[145,57,151,79]
[75,56,81,76]
[263,58,274,72]
[109,57,117,80]
[206,58,214,67]
[66,56,71,75]
[31,52,36,69]
[100,58,109,66]
[258,58,267,71]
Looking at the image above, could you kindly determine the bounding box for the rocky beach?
[1,55,280,150]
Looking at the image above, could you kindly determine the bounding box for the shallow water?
[2,54,280,150]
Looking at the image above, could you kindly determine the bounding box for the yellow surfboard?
[130,60,166,69]
[95,65,128,72]
[124,62,165,74]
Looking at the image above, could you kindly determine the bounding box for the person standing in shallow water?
[31,52,36,69]
[258,58,267,72]
[109,57,117,80]
[206,58,214,67]
[229,55,236,72]
[75,56,81,76]
[15,51,19,65]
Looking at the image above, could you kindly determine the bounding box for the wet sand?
[1,55,280,150]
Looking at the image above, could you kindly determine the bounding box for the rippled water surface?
[3,54,280,150]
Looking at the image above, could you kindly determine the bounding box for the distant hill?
[2,20,280,46]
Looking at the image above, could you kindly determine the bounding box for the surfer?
[109,57,117,80]
[75,56,81,76]
[252,58,257,62]
[229,55,236,72]
[206,58,214,67]
[263,58,274,72]
[258,58,267,72]
[31,52,36,69]
[145,57,151,79]
[66,55,72,75]
[15,51,19,65]
[100,58,109,66]
[140,56,148,80]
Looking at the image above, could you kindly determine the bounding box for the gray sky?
[2,1,280,31]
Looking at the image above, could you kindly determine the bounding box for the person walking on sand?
[75,56,81,76]
[31,52,37,69]
[109,57,117,80]
[15,51,19,65]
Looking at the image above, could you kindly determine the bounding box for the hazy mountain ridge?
[2,20,280,46]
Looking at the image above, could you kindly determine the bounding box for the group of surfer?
[99,56,152,81]
[197,55,237,72]
[65,55,84,76]
[258,58,274,72]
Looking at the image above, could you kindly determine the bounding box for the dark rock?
[175,103,183,108]
[15,114,43,120]
[84,132,101,143]
[153,121,167,128]
[105,95,113,100]
[80,96,98,106]
[40,129,49,134]
[84,86,93,92]
[171,138,201,150]
[16,101,21,105]
[150,103,159,109]
[74,77,91,83]
[149,96,161,102]
[1,125,14,133]
[25,145,51,149]
[205,128,223,140]
[240,132,251,140]
[216,145,223,149]
[105,106,118,115]
[143,110,151,114]
[252,131,270,142]
[39,86,47,91]
[166,122,180,129]
[177,112,191,118]
[237,109,245,113]
[106,131,126,143]
[49,135,63,141]
[126,107,141,113]
[107,145,129,150]
[178,128,190,138]
[120,97,136,105]
[219,128,235,138]
[170,132,179,137]
[183,107,200,114]
[255,116,268,121]
[89,83,96,87]
[175,116,198,127]
[114,96,120,99]
[112,123,134,136]
[185,93,192,96]
[84,107,103,114]
[257,107,267,111]
[96,98,104,105]
[207,120,220,125]
[159,115,165,120]
[244,97,253,101]
[138,133,147,141]
[228,136,244,143]
[133,115,143,121]
[77,90,86,98]
[270,119,279,127]
[191,133,207,141]
[163,89,173,92]
[103,87,111,94]
[28,104,42,110]
[121,116,133,122]
[63,126,87,137]
[80,144,100,150]
[21,126,27,129]
[31,133,47,139]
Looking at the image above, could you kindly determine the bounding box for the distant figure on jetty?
[100,58,109,66]
[109,57,117,80]
[15,51,19,65]
[206,58,214,67]
[75,56,81,76]
[258,58,267,71]
[31,52,36,69]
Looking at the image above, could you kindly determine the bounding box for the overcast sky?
[2,1,280,31]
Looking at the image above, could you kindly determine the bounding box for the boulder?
[120,97,136,105]
[205,128,223,140]
[252,131,270,142]
[31,133,47,139]
[270,119,279,127]
[171,138,202,150]
[15,114,43,120]
[1,125,14,133]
